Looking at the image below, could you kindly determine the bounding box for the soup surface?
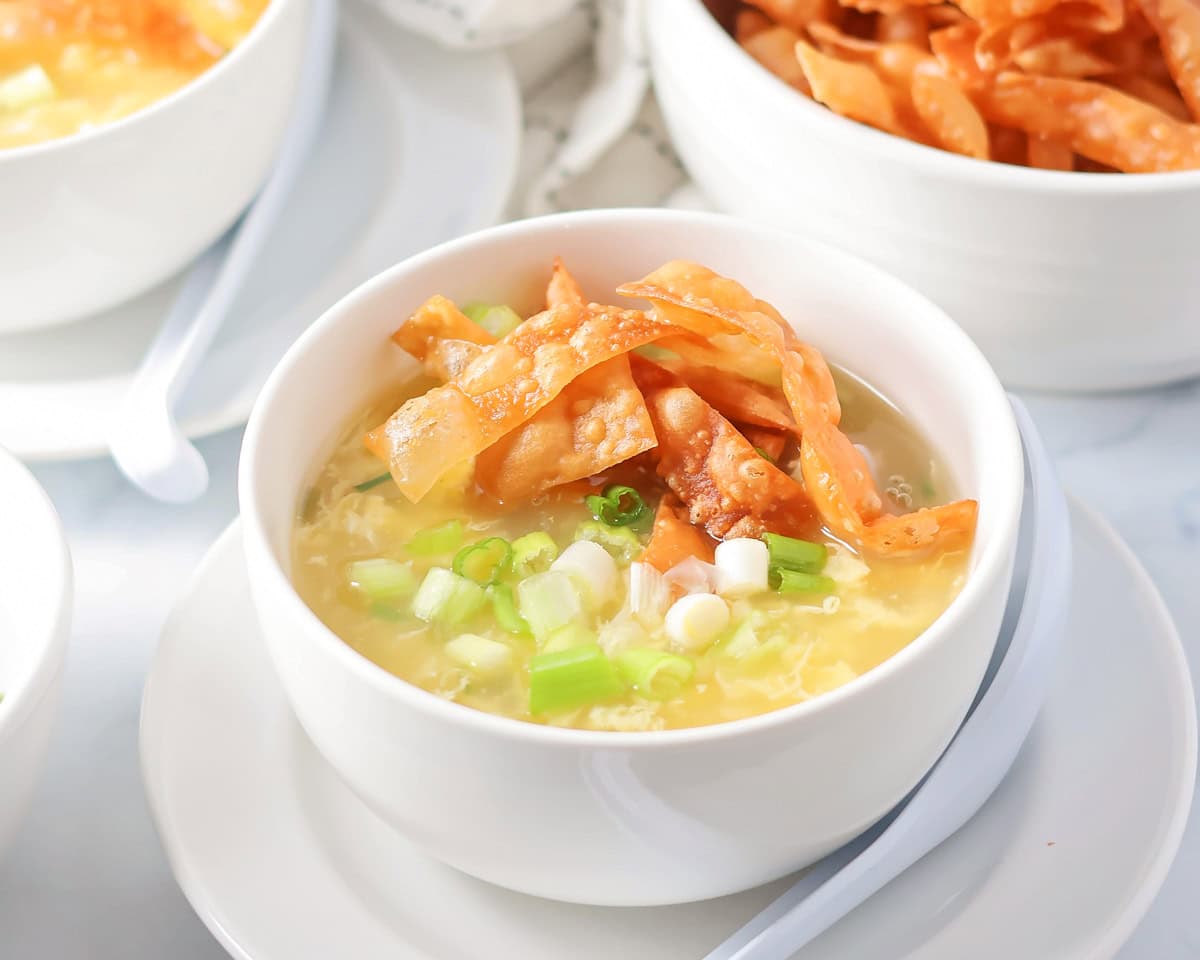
[291,259,976,733]
[0,0,270,149]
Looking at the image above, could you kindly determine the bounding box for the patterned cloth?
[359,0,697,216]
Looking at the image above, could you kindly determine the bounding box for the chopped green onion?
[753,446,773,462]
[445,634,513,677]
[763,532,828,574]
[464,303,523,338]
[511,531,558,577]
[584,484,648,527]
[718,620,759,659]
[348,558,418,601]
[412,568,486,624]
[354,472,393,493]
[516,570,583,639]
[574,520,641,564]
[453,537,512,584]
[369,602,406,622]
[407,519,465,556]
[541,622,596,654]
[774,570,836,595]
[487,582,531,637]
[529,644,624,715]
[616,649,695,700]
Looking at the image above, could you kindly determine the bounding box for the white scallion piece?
[0,64,56,112]
[444,634,512,677]
[628,561,671,622]
[665,593,730,653]
[517,570,583,640]
[662,556,719,595]
[714,538,769,598]
[551,539,617,608]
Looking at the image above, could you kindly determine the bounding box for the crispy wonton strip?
[954,0,1122,32]
[366,301,678,501]
[1027,134,1075,168]
[877,7,933,44]
[741,25,813,93]
[911,71,991,158]
[1109,72,1192,119]
[980,72,1200,170]
[547,256,587,309]
[641,494,716,572]
[746,0,835,30]
[794,40,905,135]
[622,263,976,557]
[631,358,818,541]
[1135,0,1200,119]
[392,295,493,359]
[660,359,798,435]
[475,356,657,502]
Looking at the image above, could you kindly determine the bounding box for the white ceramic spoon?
[705,396,1071,960]
[108,0,338,503]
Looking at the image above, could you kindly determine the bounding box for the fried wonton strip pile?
[631,357,819,541]
[366,300,678,501]
[659,359,798,434]
[475,357,657,501]
[642,495,717,572]
[623,262,977,558]
[392,295,495,381]
[732,0,1200,170]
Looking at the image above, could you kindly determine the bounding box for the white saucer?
[140,499,1196,960]
[0,3,520,463]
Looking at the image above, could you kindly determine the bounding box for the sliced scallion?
[529,644,624,715]
[516,570,582,640]
[487,582,531,637]
[407,519,465,556]
[753,446,773,462]
[774,569,836,595]
[574,520,641,564]
[615,649,695,700]
[584,484,647,527]
[762,532,828,574]
[541,622,596,654]
[412,567,486,624]
[511,531,558,577]
[445,634,513,677]
[464,303,523,338]
[354,472,393,493]
[453,537,512,585]
[348,558,418,601]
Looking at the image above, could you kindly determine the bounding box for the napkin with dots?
[359,0,703,216]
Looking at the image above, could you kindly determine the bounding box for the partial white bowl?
[0,0,309,332]
[648,0,1200,392]
[239,209,1023,906]
[0,447,71,859]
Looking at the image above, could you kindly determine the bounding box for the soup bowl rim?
[239,207,1023,750]
[658,0,1200,196]
[0,0,290,163]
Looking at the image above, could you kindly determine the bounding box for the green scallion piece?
[348,558,418,601]
[453,537,512,585]
[407,519,465,556]
[574,520,641,564]
[529,644,624,715]
[762,532,828,574]
[412,567,486,624]
[774,569,836,595]
[511,531,558,577]
[354,472,393,493]
[487,582,531,637]
[615,649,695,700]
[753,446,773,462]
[584,484,647,527]
[369,603,406,622]
[464,303,523,338]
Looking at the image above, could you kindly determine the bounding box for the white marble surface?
[0,380,1194,959]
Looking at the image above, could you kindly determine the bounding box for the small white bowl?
[0,0,309,332]
[0,447,71,859]
[239,209,1023,906]
[648,0,1200,392]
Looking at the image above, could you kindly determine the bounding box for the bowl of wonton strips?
[240,209,1023,906]
[648,0,1200,392]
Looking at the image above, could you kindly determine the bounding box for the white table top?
[0,381,1196,959]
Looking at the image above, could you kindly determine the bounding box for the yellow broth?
[291,368,970,732]
[0,0,270,150]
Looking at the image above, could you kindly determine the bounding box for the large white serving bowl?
[239,209,1023,907]
[0,448,71,859]
[648,0,1200,392]
[0,0,309,332]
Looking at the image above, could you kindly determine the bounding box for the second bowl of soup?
[240,209,1023,906]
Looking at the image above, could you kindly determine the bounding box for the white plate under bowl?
[0,2,519,463]
[140,498,1195,960]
